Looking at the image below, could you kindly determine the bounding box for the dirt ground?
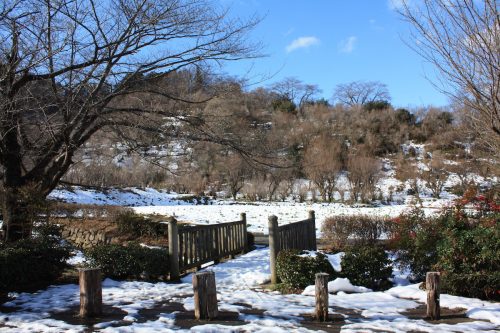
[34,296,484,333]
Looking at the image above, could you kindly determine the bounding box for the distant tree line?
[63,72,497,204]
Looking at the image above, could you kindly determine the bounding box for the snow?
[46,156,500,237]
[388,284,500,325]
[48,187,196,207]
[49,185,452,236]
[301,278,372,295]
[66,249,86,266]
[342,319,499,333]
[401,142,426,158]
[2,170,498,332]
[326,252,344,272]
[134,201,445,236]
[2,247,499,332]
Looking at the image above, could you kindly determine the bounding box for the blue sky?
[217,0,449,108]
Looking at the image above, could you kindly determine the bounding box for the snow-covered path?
[1,247,499,332]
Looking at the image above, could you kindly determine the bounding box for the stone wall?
[61,225,114,249]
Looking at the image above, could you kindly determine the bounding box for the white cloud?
[285,36,320,53]
[338,36,357,53]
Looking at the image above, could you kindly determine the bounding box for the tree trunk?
[1,109,31,242]
[2,186,31,242]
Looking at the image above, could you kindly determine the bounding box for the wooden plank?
[195,230,201,268]
[210,228,215,260]
[186,232,190,266]
[229,225,235,258]
[179,232,184,269]
[184,231,189,268]
[205,228,210,260]
[235,224,239,250]
[200,229,208,260]
[198,229,203,262]
[241,213,248,252]
[229,224,232,253]
[233,224,237,251]
[293,225,296,249]
[214,227,220,263]
[240,222,244,251]
[190,230,195,265]
[224,225,228,255]
[186,232,191,266]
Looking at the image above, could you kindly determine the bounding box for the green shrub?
[441,272,500,300]
[276,249,336,289]
[434,193,499,300]
[322,215,392,250]
[0,235,72,292]
[35,222,64,238]
[115,211,167,238]
[436,207,499,275]
[392,189,500,300]
[85,243,169,280]
[363,100,391,111]
[390,207,441,281]
[341,245,393,291]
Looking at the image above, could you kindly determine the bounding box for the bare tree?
[0,0,260,241]
[446,161,475,193]
[265,167,294,201]
[346,154,381,203]
[422,154,448,199]
[397,0,499,156]
[332,80,391,107]
[219,154,251,200]
[270,77,321,116]
[303,135,345,202]
[395,155,423,205]
[273,179,291,202]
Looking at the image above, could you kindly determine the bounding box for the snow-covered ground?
[135,200,441,235]
[1,247,499,332]
[9,170,491,332]
[48,187,188,207]
[47,152,498,236]
[48,186,455,236]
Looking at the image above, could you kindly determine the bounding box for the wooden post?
[268,215,279,284]
[426,272,440,320]
[241,212,248,253]
[193,271,218,320]
[315,273,329,322]
[168,217,180,281]
[79,268,102,317]
[309,210,317,251]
